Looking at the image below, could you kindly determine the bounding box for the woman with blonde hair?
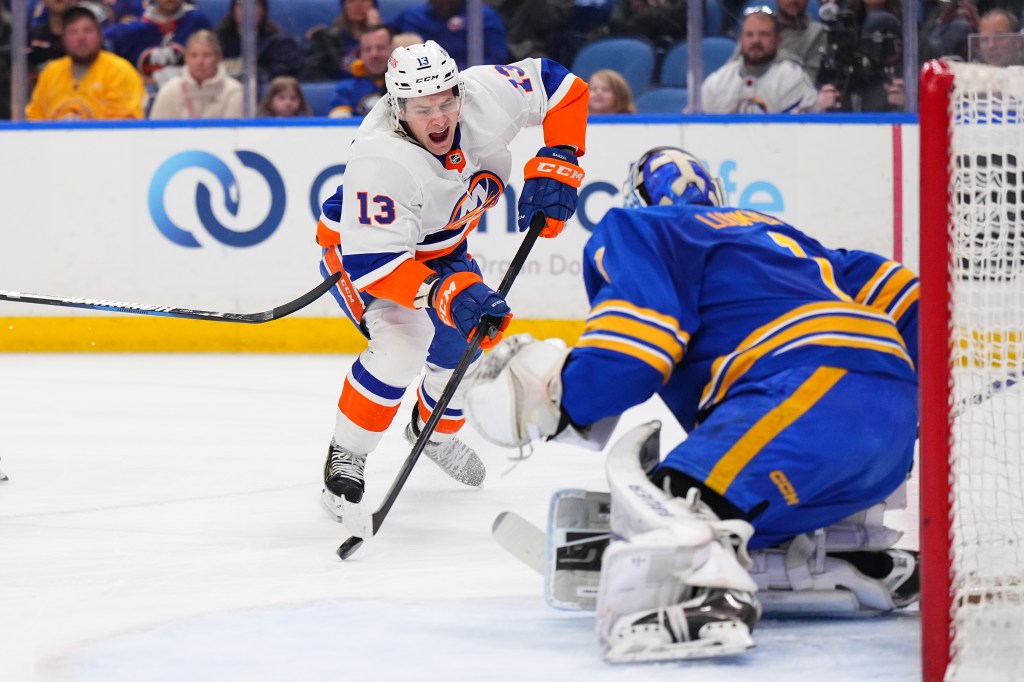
[587,69,636,114]
[258,76,313,117]
[149,30,242,119]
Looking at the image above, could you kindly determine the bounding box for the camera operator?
[919,0,980,63]
[817,6,905,111]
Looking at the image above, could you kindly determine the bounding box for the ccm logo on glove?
[430,271,512,350]
[518,146,584,239]
[532,161,585,183]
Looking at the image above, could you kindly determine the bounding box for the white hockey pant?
[333,299,478,453]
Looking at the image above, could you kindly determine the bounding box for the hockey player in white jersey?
[316,41,589,520]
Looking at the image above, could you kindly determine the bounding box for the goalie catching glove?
[465,333,618,449]
[518,146,584,238]
[430,272,511,350]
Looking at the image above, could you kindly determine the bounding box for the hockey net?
[919,60,1024,682]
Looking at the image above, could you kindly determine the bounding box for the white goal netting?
[946,61,1024,682]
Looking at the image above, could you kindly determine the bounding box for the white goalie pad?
[748,528,919,617]
[595,422,761,662]
[597,529,760,662]
[605,422,756,582]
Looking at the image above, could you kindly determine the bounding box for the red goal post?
[919,60,1024,682]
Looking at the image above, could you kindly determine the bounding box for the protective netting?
[947,61,1024,682]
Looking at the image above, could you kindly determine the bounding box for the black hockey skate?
[323,439,366,504]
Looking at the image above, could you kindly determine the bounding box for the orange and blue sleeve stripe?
[539,59,589,156]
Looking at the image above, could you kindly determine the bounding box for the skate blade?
[320,489,346,523]
[604,622,754,663]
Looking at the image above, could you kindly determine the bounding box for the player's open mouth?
[428,127,449,143]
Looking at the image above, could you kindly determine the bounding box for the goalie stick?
[0,272,341,324]
[492,511,546,574]
[336,214,546,560]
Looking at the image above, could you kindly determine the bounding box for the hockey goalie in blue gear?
[467,147,921,663]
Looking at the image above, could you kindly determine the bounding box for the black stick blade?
[337,536,364,560]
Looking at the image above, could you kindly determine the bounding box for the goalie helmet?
[385,40,463,131]
[623,147,726,208]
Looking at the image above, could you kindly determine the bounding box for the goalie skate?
[604,588,758,663]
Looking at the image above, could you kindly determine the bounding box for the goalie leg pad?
[748,530,920,616]
[597,529,761,662]
[605,422,757,589]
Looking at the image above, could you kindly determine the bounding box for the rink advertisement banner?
[0,119,916,351]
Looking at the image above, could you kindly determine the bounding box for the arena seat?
[660,37,737,87]
[635,87,689,114]
[572,37,656,97]
[301,81,337,117]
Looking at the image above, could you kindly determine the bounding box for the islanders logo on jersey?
[444,171,504,232]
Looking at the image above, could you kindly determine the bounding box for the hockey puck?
[337,536,364,560]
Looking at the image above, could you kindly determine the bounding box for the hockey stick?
[0,272,341,324]
[336,214,546,560]
[954,372,1022,417]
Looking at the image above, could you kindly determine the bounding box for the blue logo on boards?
[148,150,286,248]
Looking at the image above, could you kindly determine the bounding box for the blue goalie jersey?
[561,204,919,432]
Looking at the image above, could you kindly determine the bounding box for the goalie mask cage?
[919,60,1024,682]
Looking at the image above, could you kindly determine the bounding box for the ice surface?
[0,354,920,682]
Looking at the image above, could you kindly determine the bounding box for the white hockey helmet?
[385,40,463,129]
[623,147,726,208]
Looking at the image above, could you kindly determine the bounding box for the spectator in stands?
[851,0,903,27]
[485,0,572,60]
[829,11,905,111]
[608,0,686,47]
[31,0,144,26]
[26,2,146,120]
[1,0,10,119]
[701,9,820,113]
[587,69,636,114]
[104,0,213,87]
[391,0,507,69]
[327,23,390,117]
[919,0,980,64]
[304,0,380,82]
[216,0,303,86]
[976,8,1023,66]
[27,0,75,82]
[776,0,827,81]
[258,75,312,116]
[149,29,241,118]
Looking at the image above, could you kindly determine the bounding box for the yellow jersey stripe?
[701,305,906,407]
[888,281,919,323]
[583,313,685,363]
[706,367,847,495]
[576,334,674,381]
[862,266,918,313]
[590,299,690,346]
[854,262,898,304]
